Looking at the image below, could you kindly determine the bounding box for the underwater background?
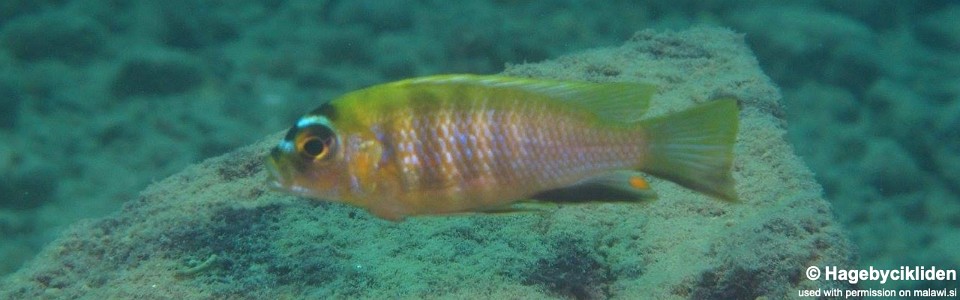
[0,0,957,297]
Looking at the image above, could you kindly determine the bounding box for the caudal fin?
[639,98,739,201]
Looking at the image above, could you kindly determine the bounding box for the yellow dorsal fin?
[395,74,657,122]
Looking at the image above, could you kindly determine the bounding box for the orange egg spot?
[629,176,649,189]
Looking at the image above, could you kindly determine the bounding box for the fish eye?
[296,124,337,161]
[301,137,328,158]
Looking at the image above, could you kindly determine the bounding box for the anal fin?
[533,170,658,203]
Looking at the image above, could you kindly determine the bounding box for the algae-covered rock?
[0,27,856,299]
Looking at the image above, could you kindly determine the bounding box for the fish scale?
[391,97,640,198]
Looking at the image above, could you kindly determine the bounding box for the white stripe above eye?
[297,115,332,128]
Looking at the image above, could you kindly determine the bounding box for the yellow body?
[266,75,739,220]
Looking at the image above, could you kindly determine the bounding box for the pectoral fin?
[355,140,382,173]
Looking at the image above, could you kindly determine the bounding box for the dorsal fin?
[396,74,657,123]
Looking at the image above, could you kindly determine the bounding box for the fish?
[266,74,739,221]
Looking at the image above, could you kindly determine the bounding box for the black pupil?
[295,124,335,160]
[303,138,326,157]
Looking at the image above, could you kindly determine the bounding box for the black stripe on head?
[308,102,338,121]
[283,125,299,142]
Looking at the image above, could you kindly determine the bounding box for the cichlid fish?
[266,74,739,220]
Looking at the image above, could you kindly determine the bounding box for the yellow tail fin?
[639,98,739,201]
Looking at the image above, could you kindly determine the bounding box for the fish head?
[266,111,349,200]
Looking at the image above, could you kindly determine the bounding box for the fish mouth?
[265,149,288,190]
[265,147,318,198]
